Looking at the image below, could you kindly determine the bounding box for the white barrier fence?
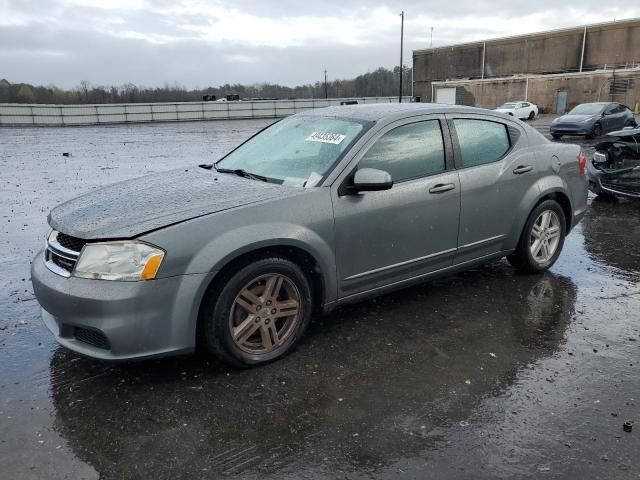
[0,97,412,126]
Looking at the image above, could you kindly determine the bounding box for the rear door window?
[452,119,511,168]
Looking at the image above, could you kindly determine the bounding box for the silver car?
[32,104,589,367]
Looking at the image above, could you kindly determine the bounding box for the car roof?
[577,102,613,106]
[299,103,492,122]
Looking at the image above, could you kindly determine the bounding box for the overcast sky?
[1,0,639,89]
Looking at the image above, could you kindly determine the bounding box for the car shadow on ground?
[48,263,577,478]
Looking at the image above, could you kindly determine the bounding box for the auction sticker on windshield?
[306,132,346,144]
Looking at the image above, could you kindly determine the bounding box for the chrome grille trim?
[48,232,83,258]
[44,230,81,277]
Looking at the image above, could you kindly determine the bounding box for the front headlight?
[593,151,608,164]
[73,241,165,281]
[581,116,596,123]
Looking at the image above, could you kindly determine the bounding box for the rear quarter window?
[453,119,511,168]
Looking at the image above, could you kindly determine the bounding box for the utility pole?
[430,26,433,48]
[323,70,328,99]
[399,11,404,103]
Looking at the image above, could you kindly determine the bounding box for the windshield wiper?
[212,165,269,182]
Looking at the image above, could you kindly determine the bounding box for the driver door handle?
[429,183,456,194]
[513,165,533,174]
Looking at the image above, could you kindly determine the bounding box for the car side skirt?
[329,249,512,309]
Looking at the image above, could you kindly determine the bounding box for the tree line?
[0,66,412,104]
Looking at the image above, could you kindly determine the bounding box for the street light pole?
[324,70,328,99]
[399,11,404,103]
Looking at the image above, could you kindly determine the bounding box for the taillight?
[578,151,586,175]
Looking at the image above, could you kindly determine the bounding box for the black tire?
[551,134,562,140]
[507,200,567,273]
[587,123,602,139]
[528,111,535,120]
[199,256,313,367]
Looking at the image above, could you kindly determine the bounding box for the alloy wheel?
[593,123,602,137]
[228,273,301,354]
[529,210,561,264]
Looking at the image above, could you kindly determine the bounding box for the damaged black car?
[588,127,640,199]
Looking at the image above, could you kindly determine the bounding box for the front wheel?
[200,256,313,367]
[528,111,535,120]
[587,123,602,139]
[507,200,566,273]
[551,134,562,140]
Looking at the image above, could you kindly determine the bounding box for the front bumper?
[31,251,214,360]
[550,124,591,136]
[587,163,640,198]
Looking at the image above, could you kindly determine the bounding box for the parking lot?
[1,116,639,479]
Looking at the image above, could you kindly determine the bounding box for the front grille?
[49,252,76,272]
[44,230,84,277]
[602,182,640,196]
[56,233,87,252]
[75,327,111,350]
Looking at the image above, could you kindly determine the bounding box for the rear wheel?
[507,200,566,273]
[200,256,313,367]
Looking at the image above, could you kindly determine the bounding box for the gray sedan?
[32,104,588,367]
[550,102,637,139]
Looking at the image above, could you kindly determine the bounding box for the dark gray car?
[32,104,589,367]
[550,102,637,139]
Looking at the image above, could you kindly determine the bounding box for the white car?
[494,101,538,120]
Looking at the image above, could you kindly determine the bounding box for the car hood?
[554,114,598,123]
[48,168,307,239]
[607,127,640,138]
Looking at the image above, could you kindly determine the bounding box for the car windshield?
[568,104,606,115]
[217,116,365,186]
[499,103,518,109]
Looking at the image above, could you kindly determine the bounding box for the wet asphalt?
[1,115,639,479]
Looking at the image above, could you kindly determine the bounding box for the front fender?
[188,222,337,303]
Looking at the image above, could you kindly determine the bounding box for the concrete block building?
[413,18,640,113]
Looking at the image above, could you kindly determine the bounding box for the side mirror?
[347,168,393,194]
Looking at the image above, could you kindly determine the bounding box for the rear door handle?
[429,183,456,194]
[513,165,533,174]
